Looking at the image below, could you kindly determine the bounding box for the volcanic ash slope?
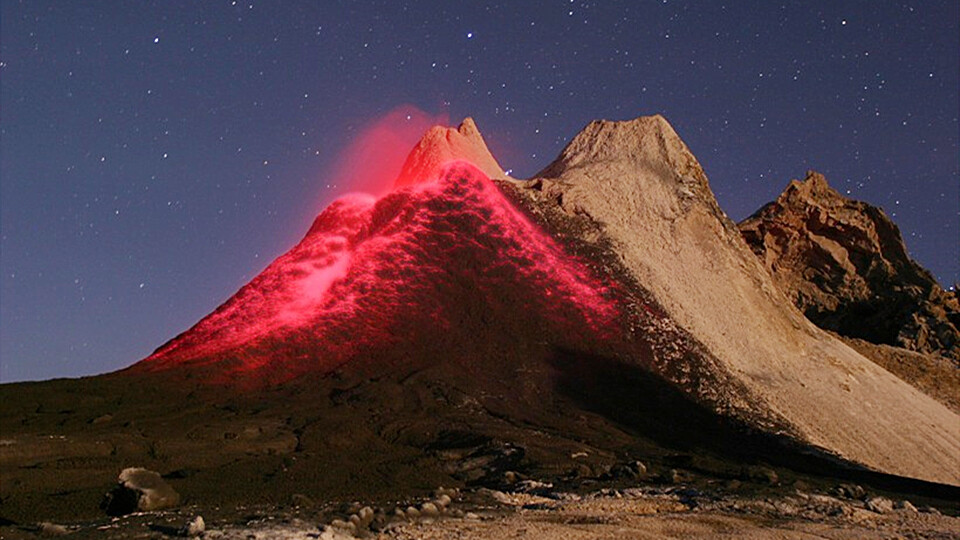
[507,115,959,486]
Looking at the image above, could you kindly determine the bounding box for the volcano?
[2,116,958,528]
[134,160,620,385]
[131,115,958,485]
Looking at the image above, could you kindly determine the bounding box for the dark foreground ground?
[3,482,960,539]
[1,364,958,538]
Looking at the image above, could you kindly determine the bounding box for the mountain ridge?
[739,171,959,360]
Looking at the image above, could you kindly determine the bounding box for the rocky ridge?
[738,171,959,361]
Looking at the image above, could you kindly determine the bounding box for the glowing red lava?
[136,158,620,383]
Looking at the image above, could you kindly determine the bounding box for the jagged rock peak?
[776,170,847,207]
[739,171,959,360]
[394,117,505,187]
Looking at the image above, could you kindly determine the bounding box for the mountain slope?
[503,115,959,485]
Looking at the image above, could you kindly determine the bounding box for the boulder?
[101,467,180,516]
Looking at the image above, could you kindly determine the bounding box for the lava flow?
[134,122,621,385]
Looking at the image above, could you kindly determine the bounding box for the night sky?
[2,1,957,382]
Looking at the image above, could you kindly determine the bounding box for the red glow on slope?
[322,105,449,197]
[138,161,621,384]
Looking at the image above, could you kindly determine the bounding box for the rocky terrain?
[739,171,959,361]
[1,116,958,538]
[3,480,958,539]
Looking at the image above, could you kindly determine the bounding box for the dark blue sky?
[2,1,957,382]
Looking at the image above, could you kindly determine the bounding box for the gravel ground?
[3,484,957,539]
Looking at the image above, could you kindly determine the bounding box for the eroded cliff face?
[503,116,960,486]
[738,171,959,361]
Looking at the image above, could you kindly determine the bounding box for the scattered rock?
[101,467,180,516]
[850,508,879,523]
[429,431,525,486]
[742,465,778,485]
[610,460,647,479]
[834,483,865,500]
[435,494,452,508]
[420,502,440,517]
[358,506,374,524]
[182,515,205,537]
[319,525,356,540]
[328,518,355,534]
[291,493,314,508]
[480,489,513,505]
[37,522,69,535]
[90,414,113,425]
[515,480,553,494]
[895,500,918,513]
[865,496,894,514]
[661,469,684,484]
[433,487,459,500]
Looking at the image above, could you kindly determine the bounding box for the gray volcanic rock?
[738,171,959,361]
[503,115,960,485]
[101,467,179,516]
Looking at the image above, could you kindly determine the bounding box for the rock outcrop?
[738,171,959,361]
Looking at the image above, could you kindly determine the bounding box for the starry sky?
[1,1,957,382]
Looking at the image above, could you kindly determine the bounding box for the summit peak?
[536,115,708,191]
[393,117,505,188]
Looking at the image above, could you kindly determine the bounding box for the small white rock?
[38,522,69,536]
[420,502,439,517]
[866,496,894,514]
[358,506,374,522]
[896,500,918,513]
[183,515,205,537]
